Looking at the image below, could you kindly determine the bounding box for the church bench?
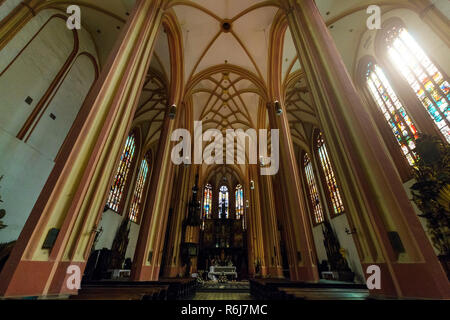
[277,287,369,300]
[81,279,197,300]
[249,279,290,300]
[76,285,169,300]
[156,279,198,299]
[70,292,147,300]
[249,279,368,300]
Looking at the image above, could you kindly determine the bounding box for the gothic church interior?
[0,0,449,301]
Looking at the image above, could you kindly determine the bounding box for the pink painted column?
[266,102,319,282]
[131,107,178,281]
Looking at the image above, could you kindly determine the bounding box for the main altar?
[198,204,248,281]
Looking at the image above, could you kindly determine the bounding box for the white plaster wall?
[0,17,74,135]
[27,55,96,159]
[0,128,54,243]
[330,214,365,283]
[0,9,98,244]
[94,209,141,261]
[310,215,365,284]
[311,223,327,263]
[433,0,450,19]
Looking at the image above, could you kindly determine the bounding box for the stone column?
[259,174,284,278]
[0,0,167,297]
[162,165,194,278]
[248,164,266,277]
[266,102,319,282]
[283,0,449,298]
[131,107,178,281]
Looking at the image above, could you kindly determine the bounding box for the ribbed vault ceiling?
[32,0,450,178]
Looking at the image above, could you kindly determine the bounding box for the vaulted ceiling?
[36,0,449,180]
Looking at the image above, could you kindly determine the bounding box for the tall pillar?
[248,165,266,276]
[258,174,284,278]
[0,0,167,297]
[162,165,194,277]
[131,109,178,281]
[283,0,449,298]
[266,102,319,282]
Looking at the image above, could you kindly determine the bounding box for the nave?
[0,0,449,301]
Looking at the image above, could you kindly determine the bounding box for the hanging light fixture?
[274,100,282,115]
[168,104,177,119]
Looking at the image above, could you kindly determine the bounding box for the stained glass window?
[386,26,450,142]
[203,184,212,219]
[219,185,229,219]
[128,154,150,223]
[303,154,324,224]
[366,62,419,165]
[317,133,345,216]
[106,134,136,212]
[235,184,244,220]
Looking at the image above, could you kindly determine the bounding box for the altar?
[208,265,238,281]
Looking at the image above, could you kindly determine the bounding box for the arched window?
[386,26,450,142]
[303,153,324,225]
[203,184,212,219]
[106,134,136,212]
[235,184,244,220]
[366,62,419,165]
[218,185,229,219]
[316,132,345,216]
[128,153,150,223]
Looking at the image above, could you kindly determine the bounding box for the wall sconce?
[250,180,255,190]
[274,100,282,116]
[246,200,249,208]
[168,104,177,119]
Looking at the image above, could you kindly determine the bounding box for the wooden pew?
[70,292,146,300]
[277,287,369,300]
[80,279,197,300]
[249,279,369,300]
[72,285,169,300]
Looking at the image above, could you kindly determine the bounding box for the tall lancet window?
[303,154,324,225]
[366,62,419,165]
[235,184,244,220]
[219,185,229,219]
[317,133,345,216]
[386,26,450,142]
[106,134,136,212]
[129,153,150,223]
[203,184,212,219]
